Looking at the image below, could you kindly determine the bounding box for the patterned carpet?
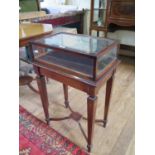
[19,106,89,155]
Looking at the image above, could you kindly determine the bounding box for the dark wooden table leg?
[36,75,50,125]
[103,73,114,128]
[63,84,69,108]
[87,95,97,152]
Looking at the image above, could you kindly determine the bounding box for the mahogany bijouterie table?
[28,32,120,152]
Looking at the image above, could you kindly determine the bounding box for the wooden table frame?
[32,59,119,152]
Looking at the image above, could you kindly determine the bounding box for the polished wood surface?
[19,23,53,47]
[19,11,46,21]
[19,11,84,34]
[87,95,98,152]
[27,58,115,152]
[36,75,50,124]
[63,84,69,108]
[106,0,135,37]
[106,0,135,27]
[20,62,135,155]
[34,11,84,34]
[103,70,115,127]
[105,0,135,55]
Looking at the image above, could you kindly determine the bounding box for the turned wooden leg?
[63,84,69,108]
[103,74,114,128]
[87,96,97,152]
[36,75,50,125]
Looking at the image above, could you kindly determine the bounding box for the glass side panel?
[32,44,51,58]
[35,50,94,78]
[92,9,106,27]
[19,47,28,61]
[32,33,115,54]
[92,0,107,27]
[97,46,117,76]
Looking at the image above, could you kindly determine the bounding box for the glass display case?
[29,33,119,81]
[90,0,107,35]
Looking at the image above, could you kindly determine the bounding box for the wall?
[66,0,103,35]
[66,0,91,9]
[83,10,91,35]
[41,0,66,5]
[66,0,90,34]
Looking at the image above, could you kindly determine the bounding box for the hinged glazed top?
[31,33,116,57]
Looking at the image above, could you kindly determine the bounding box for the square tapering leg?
[87,96,97,152]
[103,73,114,128]
[63,84,69,108]
[36,75,50,124]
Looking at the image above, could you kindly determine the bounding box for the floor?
[19,62,135,155]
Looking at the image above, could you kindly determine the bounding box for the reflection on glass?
[93,9,106,27]
[30,32,118,80]
[32,44,51,59]
[97,47,117,75]
[36,50,94,77]
[35,33,114,54]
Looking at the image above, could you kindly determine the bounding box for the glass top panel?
[32,33,115,55]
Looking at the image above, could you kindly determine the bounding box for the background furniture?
[19,23,53,93]
[90,0,135,36]
[19,23,53,47]
[19,0,84,34]
[34,11,84,34]
[106,0,135,59]
[90,0,135,59]
[19,11,84,34]
[89,0,107,36]
[106,0,135,33]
